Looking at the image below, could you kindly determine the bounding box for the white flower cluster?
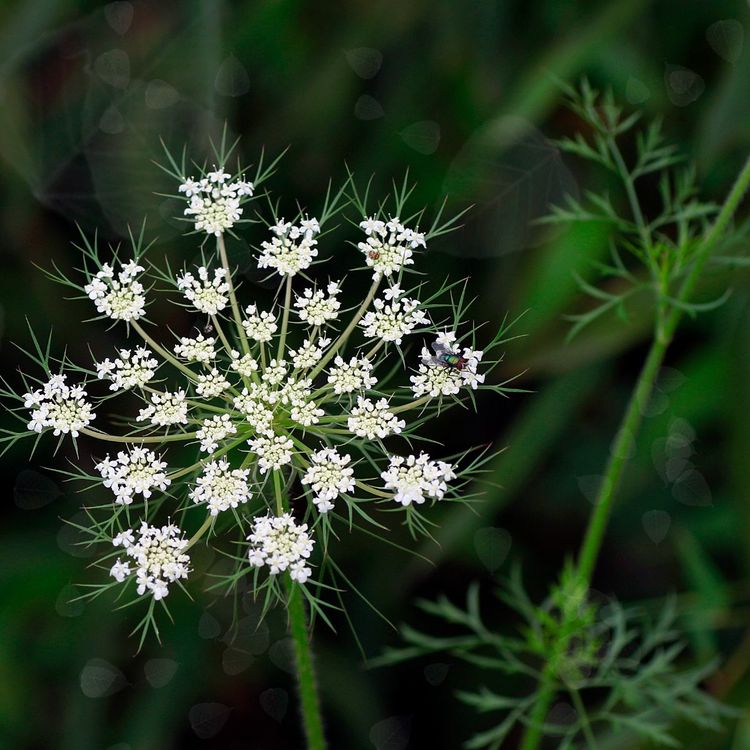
[229,351,259,377]
[381,453,456,506]
[180,168,254,236]
[358,216,425,277]
[295,282,342,325]
[248,434,294,473]
[258,217,320,276]
[96,347,158,391]
[359,284,429,345]
[326,355,377,394]
[348,397,405,439]
[24,374,95,437]
[247,513,314,583]
[290,337,331,370]
[233,386,275,434]
[242,304,278,342]
[174,333,217,363]
[196,368,230,398]
[190,459,251,515]
[96,447,170,505]
[138,390,188,426]
[84,260,146,321]
[301,448,355,512]
[197,413,237,453]
[110,522,190,600]
[411,332,485,398]
[176,267,229,315]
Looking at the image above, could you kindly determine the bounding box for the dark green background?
[1,1,750,748]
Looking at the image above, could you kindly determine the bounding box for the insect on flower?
[422,340,468,371]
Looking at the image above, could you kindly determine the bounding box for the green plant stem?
[131,321,199,381]
[285,576,327,750]
[519,153,750,750]
[217,234,252,356]
[278,275,293,360]
[271,467,327,749]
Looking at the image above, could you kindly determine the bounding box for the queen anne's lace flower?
[197,413,237,453]
[180,169,254,236]
[85,260,146,321]
[177,267,229,315]
[196,368,230,398]
[258,217,320,276]
[96,447,170,505]
[262,359,288,387]
[328,355,378,395]
[242,305,277,342]
[247,513,314,582]
[411,333,486,397]
[248,434,294,473]
[359,286,429,345]
[326,355,377,394]
[174,333,216,363]
[190,459,252,515]
[290,337,331,370]
[348,397,405,439]
[233,387,275,434]
[380,453,456,506]
[358,216,425,278]
[295,282,342,325]
[24,375,95,437]
[138,390,188,426]
[301,448,355,512]
[96,347,158,391]
[230,351,259,376]
[111,521,190,600]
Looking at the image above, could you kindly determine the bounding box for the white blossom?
[111,521,190,600]
[24,374,95,437]
[248,434,294,473]
[84,260,146,321]
[357,216,424,278]
[411,333,485,397]
[190,459,252,515]
[242,304,277,342]
[290,337,331,370]
[96,347,158,391]
[301,448,355,512]
[137,390,188,426]
[257,217,320,276]
[230,351,259,376]
[359,288,429,345]
[247,513,314,582]
[176,267,228,315]
[197,413,237,453]
[381,453,456,506]
[262,359,288,387]
[195,368,231,398]
[174,333,216,363]
[180,169,253,236]
[294,282,342,325]
[348,397,405,439]
[96,447,170,505]
[233,386,275,434]
[326,355,377,394]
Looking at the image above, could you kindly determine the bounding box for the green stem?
[277,275,293,360]
[271,466,327,750]
[217,234,251,356]
[285,577,327,750]
[82,427,197,444]
[131,321,199,382]
[309,276,381,379]
[519,153,750,750]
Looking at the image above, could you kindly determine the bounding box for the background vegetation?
[1,1,749,748]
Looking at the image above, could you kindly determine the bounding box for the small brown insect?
[367,249,381,260]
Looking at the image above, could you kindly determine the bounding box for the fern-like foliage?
[542,80,746,340]
[374,567,734,749]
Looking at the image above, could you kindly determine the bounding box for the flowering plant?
[2,138,516,748]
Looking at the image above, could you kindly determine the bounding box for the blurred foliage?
[1,0,750,748]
